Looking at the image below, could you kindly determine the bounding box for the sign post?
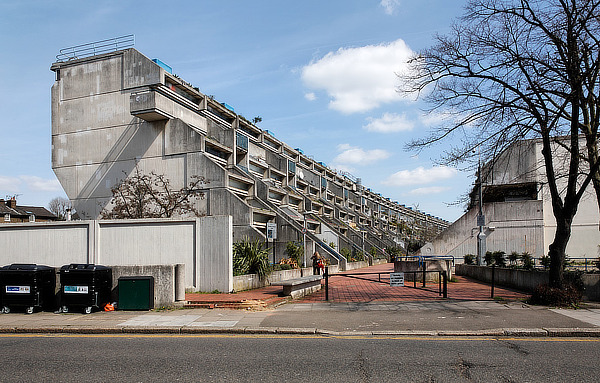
[390,272,405,287]
[266,222,277,264]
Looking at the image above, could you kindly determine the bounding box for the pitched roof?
[0,202,56,219]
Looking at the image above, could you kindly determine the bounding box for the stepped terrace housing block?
[50,43,448,267]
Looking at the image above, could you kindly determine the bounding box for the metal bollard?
[324,266,329,301]
[491,264,495,299]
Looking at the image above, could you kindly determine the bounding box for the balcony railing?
[56,35,135,62]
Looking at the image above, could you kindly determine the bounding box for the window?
[29,214,35,222]
[3,214,9,222]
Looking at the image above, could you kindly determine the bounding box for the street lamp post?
[476,159,486,266]
[303,213,307,268]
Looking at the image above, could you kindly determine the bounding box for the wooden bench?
[271,275,322,298]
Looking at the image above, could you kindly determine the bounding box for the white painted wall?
[0,216,233,292]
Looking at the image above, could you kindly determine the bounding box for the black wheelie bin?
[0,264,56,314]
[59,264,112,314]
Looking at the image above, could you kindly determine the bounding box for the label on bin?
[64,285,89,294]
[5,286,30,294]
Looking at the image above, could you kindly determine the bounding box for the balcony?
[130,91,173,121]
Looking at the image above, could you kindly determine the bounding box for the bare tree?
[101,166,208,219]
[47,197,72,220]
[401,0,600,288]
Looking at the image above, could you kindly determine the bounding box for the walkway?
[184,262,528,308]
[299,262,527,303]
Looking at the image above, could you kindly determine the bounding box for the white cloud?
[19,176,61,192]
[301,39,415,114]
[333,144,390,166]
[419,111,451,127]
[304,92,316,101]
[0,176,22,193]
[364,112,413,133]
[407,186,451,195]
[383,166,458,186]
[380,0,400,15]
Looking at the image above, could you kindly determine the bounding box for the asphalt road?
[1,334,598,382]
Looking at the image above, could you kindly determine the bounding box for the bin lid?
[118,276,154,282]
[1,264,53,271]
[60,264,111,272]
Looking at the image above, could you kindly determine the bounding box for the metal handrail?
[56,35,135,62]
[399,255,455,264]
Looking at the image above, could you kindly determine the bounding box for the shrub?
[233,237,271,279]
[521,252,535,271]
[539,255,550,270]
[508,251,519,266]
[484,251,494,266]
[463,254,475,265]
[272,263,292,271]
[386,247,403,262]
[369,247,377,258]
[493,251,506,267]
[284,241,303,268]
[340,248,351,258]
[529,283,582,307]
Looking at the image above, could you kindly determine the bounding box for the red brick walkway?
[298,263,528,303]
[185,263,528,306]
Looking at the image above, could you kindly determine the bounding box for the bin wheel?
[2,306,9,314]
[26,307,34,315]
[84,306,92,314]
[61,306,69,313]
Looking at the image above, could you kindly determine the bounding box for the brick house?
[0,198,57,223]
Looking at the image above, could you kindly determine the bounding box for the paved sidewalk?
[0,263,598,337]
[0,300,598,337]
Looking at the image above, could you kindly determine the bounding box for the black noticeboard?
[118,276,154,310]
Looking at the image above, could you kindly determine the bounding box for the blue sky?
[0,0,471,222]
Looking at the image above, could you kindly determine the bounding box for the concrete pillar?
[175,263,186,301]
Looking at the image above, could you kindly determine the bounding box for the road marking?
[0,334,599,342]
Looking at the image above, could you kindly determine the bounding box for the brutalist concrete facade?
[422,139,600,261]
[50,47,448,267]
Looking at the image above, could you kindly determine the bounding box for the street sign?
[390,272,404,287]
[477,214,485,227]
[266,222,277,241]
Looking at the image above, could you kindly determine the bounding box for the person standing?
[311,251,321,275]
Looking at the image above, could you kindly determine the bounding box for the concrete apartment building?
[50,39,448,266]
[421,138,600,261]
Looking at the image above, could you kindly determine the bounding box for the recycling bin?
[118,276,154,310]
[0,264,56,314]
[60,264,112,314]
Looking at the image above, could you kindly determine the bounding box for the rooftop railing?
[55,35,135,62]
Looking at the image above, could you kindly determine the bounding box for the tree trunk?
[548,215,572,289]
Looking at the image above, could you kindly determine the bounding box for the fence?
[56,35,135,62]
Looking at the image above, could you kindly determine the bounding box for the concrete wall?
[110,264,185,308]
[231,260,388,292]
[455,264,600,302]
[425,200,545,260]
[0,216,233,293]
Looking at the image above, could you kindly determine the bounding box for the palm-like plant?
[233,237,271,279]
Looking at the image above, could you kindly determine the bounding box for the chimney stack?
[8,197,17,209]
